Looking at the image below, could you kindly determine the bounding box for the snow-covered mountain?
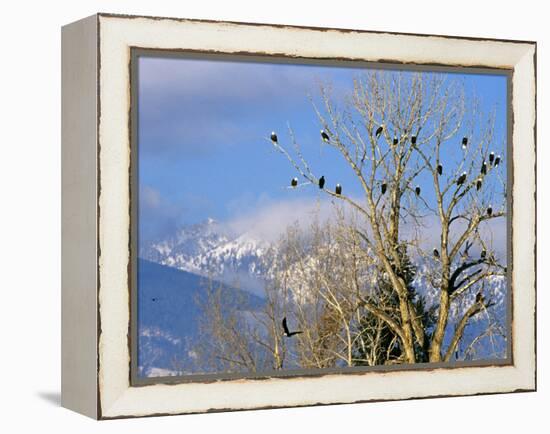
[140,218,269,292]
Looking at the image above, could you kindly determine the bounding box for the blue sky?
[137,55,507,244]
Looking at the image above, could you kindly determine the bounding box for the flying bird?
[437,164,443,175]
[481,161,487,175]
[476,178,482,191]
[456,172,467,186]
[282,317,303,337]
[291,177,298,187]
[381,182,387,195]
[433,248,440,258]
[487,206,493,217]
[318,176,325,189]
[411,136,417,145]
[393,136,398,146]
[335,183,342,195]
[494,155,501,167]
[489,152,495,165]
[415,185,421,196]
[375,124,384,138]
[462,137,468,150]
[270,131,278,143]
[321,129,330,143]
[481,249,487,259]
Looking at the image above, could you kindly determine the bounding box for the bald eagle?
[462,137,468,150]
[437,164,443,175]
[481,161,487,175]
[375,125,384,138]
[415,185,421,196]
[476,178,482,191]
[318,176,325,189]
[411,136,417,145]
[270,132,278,143]
[321,130,330,143]
[282,317,303,337]
[487,206,493,217]
[489,152,495,165]
[381,182,387,195]
[457,172,467,186]
[291,177,298,187]
[335,184,342,195]
[481,249,487,259]
[393,136,398,145]
[433,248,440,258]
[494,155,501,167]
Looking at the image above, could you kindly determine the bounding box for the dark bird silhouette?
[437,164,443,175]
[415,185,421,196]
[291,177,298,187]
[462,137,468,150]
[270,131,278,143]
[489,152,495,165]
[393,136,398,146]
[318,176,325,189]
[282,317,303,337]
[476,178,482,191]
[494,155,501,167]
[375,125,384,138]
[433,248,440,258]
[481,249,487,259]
[475,292,484,304]
[151,297,158,302]
[487,206,493,217]
[411,135,417,145]
[481,161,487,175]
[381,182,387,195]
[335,183,342,195]
[321,130,330,143]
[456,172,467,186]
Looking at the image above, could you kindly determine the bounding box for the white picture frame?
[61,13,536,419]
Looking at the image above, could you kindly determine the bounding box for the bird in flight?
[282,317,303,337]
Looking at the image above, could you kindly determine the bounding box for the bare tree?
[269,70,507,364]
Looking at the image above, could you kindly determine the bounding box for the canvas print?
[135,55,508,379]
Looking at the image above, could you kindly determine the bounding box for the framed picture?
[61,13,536,419]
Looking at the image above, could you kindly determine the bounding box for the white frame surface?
[62,13,536,419]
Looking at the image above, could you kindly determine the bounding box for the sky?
[137,55,508,247]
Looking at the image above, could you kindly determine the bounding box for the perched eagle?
[318,176,325,189]
[375,124,384,138]
[481,161,487,175]
[291,177,298,187]
[393,136,398,146]
[462,137,468,149]
[433,248,440,258]
[489,152,495,165]
[494,155,501,167]
[487,206,493,217]
[415,185,421,196]
[456,172,467,186]
[270,131,278,143]
[481,249,487,259]
[335,184,342,195]
[476,178,482,191]
[321,129,330,143]
[437,164,443,176]
[411,135,417,145]
[381,182,387,195]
